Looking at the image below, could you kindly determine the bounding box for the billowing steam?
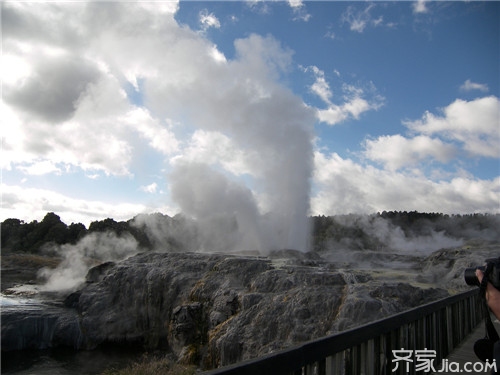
[39,232,140,292]
[37,212,500,292]
[159,34,316,253]
[345,215,463,255]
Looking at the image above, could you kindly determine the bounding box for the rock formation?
[3,243,497,370]
[1,300,83,351]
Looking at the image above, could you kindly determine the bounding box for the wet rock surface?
[2,243,498,370]
[1,299,83,351]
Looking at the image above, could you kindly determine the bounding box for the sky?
[2,0,499,231]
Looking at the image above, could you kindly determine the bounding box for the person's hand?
[476,269,500,320]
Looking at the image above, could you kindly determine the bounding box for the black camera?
[464,257,500,290]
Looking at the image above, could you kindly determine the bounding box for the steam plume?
[39,232,140,292]
[159,34,316,252]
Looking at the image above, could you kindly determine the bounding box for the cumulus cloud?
[405,96,500,158]
[4,55,101,123]
[3,2,317,251]
[3,74,138,176]
[318,87,384,125]
[3,0,497,246]
[363,135,457,171]
[311,152,500,216]
[361,96,499,173]
[315,95,499,215]
[308,66,333,103]
[303,66,384,125]
[0,183,154,227]
[16,160,64,176]
[2,3,184,177]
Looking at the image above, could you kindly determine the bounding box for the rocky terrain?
[2,241,498,371]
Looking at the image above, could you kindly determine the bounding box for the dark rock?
[241,293,263,310]
[331,282,449,332]
[4,248,482,369]
[63,290,81,308]
[170,302,206,357]
[72,252,355,367]
[85,261,116,283]
[1,303,82,351]
[77,252,221,351]
[369,283,448,307]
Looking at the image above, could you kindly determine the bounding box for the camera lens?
[464,266,485,286]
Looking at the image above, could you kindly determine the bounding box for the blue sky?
[2,1,499,229]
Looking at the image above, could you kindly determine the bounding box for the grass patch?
[100,355,197,375]
[1,253,61,269]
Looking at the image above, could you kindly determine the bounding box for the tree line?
[1,212,151,253]
[1,211,499,254]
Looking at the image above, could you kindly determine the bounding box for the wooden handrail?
[203,288,482,375]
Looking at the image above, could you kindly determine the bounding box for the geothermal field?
[1,212,499,374]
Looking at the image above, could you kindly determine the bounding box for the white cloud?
[307,66,333,103]
[245,0,271,15]
[324,31,336,40]
[16,160,63,176]
[2,73,139,177]
[4,1,497,233]
[2,2,187,178]
[1,53,31,86]
[311,151,500,215]
[361,96,499,172]
[341,4,382,33]
[316,88,384,125]
[140,182,158,194]
[287,0,311,21]
[0,184,153,227]
[287,0,304,9]
[199,9,221,32]
[363,135,457,171]
[304,66,384,125]
[4,53,101,123]
[460,79,489,93]
[2,2,317,250]
[412,0,429,14]
[124,108,180,156]
[138,1,179,15]
[405,96,500,158]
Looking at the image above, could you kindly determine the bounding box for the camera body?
[464,257,500,290]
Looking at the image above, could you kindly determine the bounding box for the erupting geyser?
[161,35,316,253]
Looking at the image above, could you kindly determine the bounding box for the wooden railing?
[203,289,482,375]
